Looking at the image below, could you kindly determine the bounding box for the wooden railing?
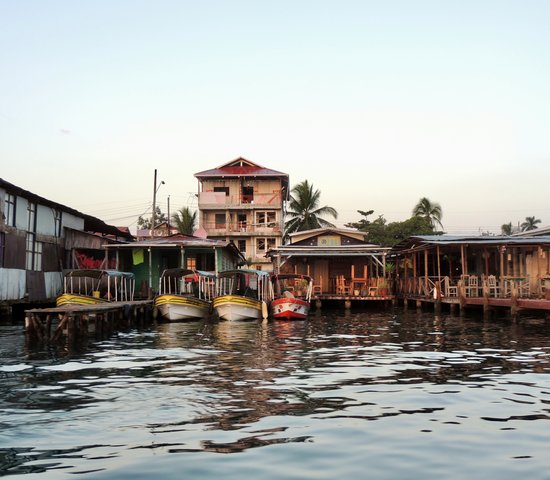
[396,275,547,300]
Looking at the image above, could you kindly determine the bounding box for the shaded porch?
[392,235,550,314]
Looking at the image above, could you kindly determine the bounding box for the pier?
[392,234,550,316]
[24,300,153,344]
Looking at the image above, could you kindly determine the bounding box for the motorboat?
[56,269,135,307]
[213,269,273,321]
[270,273,312,320]
[154,269,215,321]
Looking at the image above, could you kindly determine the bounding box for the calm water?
[2,308,550,479]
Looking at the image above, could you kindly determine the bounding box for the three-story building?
[194,158,289,270]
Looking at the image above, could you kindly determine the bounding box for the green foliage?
[501,222,514,235]
[344,209,374,230]
[346,209,435,246]
[171,207,197,235]
[137,206,167,229]
[284,180,338,239]
[412,197,443,230]
[521,216,541,232]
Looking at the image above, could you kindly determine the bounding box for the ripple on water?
[2,312,550,479]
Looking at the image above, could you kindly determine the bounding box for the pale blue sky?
[1,0,549,234]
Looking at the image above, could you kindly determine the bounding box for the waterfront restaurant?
[391,235,550,313]
[266,228,392,305]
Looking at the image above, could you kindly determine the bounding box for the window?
[237,213,247,231]
[186,255,196,270]
[256,237,276,252]
[256,211,276,226]
[27,202,36,232]
[34,241,43,270]
[54,209,62,237]
[25,202,41,271]
[242,186,254,204]
[215,213,226,229]
[238,240,246,253]
[4,193,16,227]
[0,232,4,267]
[26,233,35,270]
[214,186,229,196]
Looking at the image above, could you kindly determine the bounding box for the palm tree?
[284,180,338,238]
[501,222,514,235]
[521,216,541,232]
[171,207,197,235]
[412,197,443,230]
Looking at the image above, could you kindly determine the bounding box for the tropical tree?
[521,216,541,232]
[344,209,374,230]
[501,222,514,235]
[171,207,197,235]
[346,209,436,246]
[137,206,167,229]
[284,180,338,238]
[412,197,443,230]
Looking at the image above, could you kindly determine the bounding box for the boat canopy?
[216,269,273,301]
[62,269,135,301]
[158,269,216,299]
[64,269,135,280]
[159,268,216,279]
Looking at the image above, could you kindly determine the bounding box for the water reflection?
[2,310,550,478]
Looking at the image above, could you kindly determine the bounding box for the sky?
[1,0,549,235]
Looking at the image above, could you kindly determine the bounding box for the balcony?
[198,192,282,209]
[202,221,282,236]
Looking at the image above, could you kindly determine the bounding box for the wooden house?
[391,235,550,313]
[104,234,246,298]
[0,178,133,315]
[194,157,289,270]
[267,228,392,305]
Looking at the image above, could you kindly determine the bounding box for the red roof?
[194,157,288,179]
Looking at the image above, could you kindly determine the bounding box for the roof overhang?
[267,245,391,258]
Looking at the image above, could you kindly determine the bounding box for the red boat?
[270,274,313,320]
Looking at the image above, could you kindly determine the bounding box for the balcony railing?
[198,192,282,208]
[202,221,282,235]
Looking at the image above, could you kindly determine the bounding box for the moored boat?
[270,274,312,320]
[56,269,135,307]
[154,269,215,321]
[213,269,273,321]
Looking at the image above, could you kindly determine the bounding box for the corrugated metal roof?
[289,227,366,241]
[0,178,134,240]
[194,157,288,179]
[267,244,391,257]
[105,234,234,248]
[393,234,550,251]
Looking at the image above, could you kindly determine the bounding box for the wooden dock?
[399,293,550,316]
[313,293,394,310]
[25,300,153,344]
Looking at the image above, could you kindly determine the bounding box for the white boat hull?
[154,295,210,321]
[213,295,267,321]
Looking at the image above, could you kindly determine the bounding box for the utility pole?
[167,195,171,234]
[152,169,158,237]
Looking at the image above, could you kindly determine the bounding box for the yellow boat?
[213,270,272,321]
[154,269,215,321]
[56,269,135,307]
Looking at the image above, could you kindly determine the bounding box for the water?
[2,308,550,479]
